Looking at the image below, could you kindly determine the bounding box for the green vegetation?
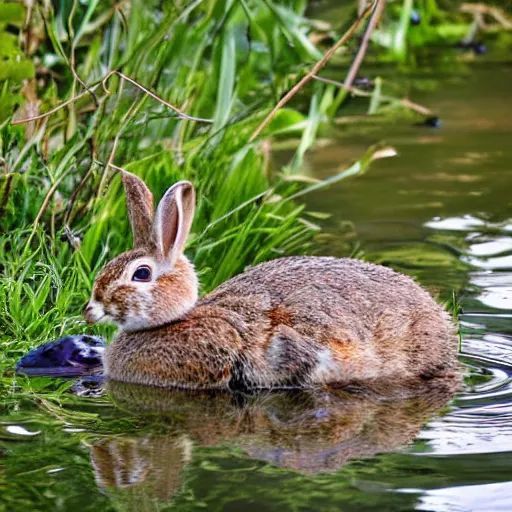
[1,0,510,378]
[0,0,364,377]
[1,1,511,511]
[0,0,434,376]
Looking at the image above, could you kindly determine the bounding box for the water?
[2,67,512,511]
[304,64,512,509]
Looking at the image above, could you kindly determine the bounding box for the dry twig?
[312,75,432,116]
[115,72,212,123]
[344,0,386,90]
[460,3,512,29]
[11,71,212,126]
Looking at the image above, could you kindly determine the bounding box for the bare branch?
[11,71,212,126]
[312,75,432,116]
[11,89,94,125]
[460,3,512,29]
[344,0,386,90]
[115,72,212,123]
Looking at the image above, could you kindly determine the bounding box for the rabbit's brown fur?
[86,172,459,390]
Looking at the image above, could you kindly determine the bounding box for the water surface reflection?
[91,378,459,504]
[298,66,512,511]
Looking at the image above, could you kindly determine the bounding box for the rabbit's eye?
[132,266,152,282]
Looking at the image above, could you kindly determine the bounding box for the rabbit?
[84,171,459,390]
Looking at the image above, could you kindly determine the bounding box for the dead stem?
[248,3,375,143]
[460,3,512,29]
[102,162,127,173]
[115,72,212,123]
[64,141,97,227]
[344,0,386,91]
[24,167,75,252]
[11,89,94,126]
[11,71,212,126]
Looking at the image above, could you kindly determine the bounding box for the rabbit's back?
[200,257,458,387]
[205,256,435,310]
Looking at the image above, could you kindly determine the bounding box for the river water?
[2,65,511,511]
[304,63,512,510]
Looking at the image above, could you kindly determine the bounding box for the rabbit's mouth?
[84,300,108,325]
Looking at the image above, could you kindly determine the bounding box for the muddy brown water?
[2,66,511,511]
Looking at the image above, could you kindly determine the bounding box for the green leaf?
[290,82,334,174]
[267,108,306,135]
[0,3,25,26]
[286,143,388,201]
[212,25,237,137]
[0,33,35,82]
[393,0,413,60]
[261,0,322,61]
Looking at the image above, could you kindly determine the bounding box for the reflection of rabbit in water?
[84,171,458,390]
[91,435,192,503]
[91,378,458,503]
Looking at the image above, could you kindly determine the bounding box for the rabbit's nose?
[84,304,94,325]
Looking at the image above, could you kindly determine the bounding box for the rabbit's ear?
[121,171,155,249]
[153,181,195,264]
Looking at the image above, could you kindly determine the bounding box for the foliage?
[0,3,35,121]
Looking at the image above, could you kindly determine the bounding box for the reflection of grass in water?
[459,355,498,389]
[365,243,468,271]
[362,242,470,305]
